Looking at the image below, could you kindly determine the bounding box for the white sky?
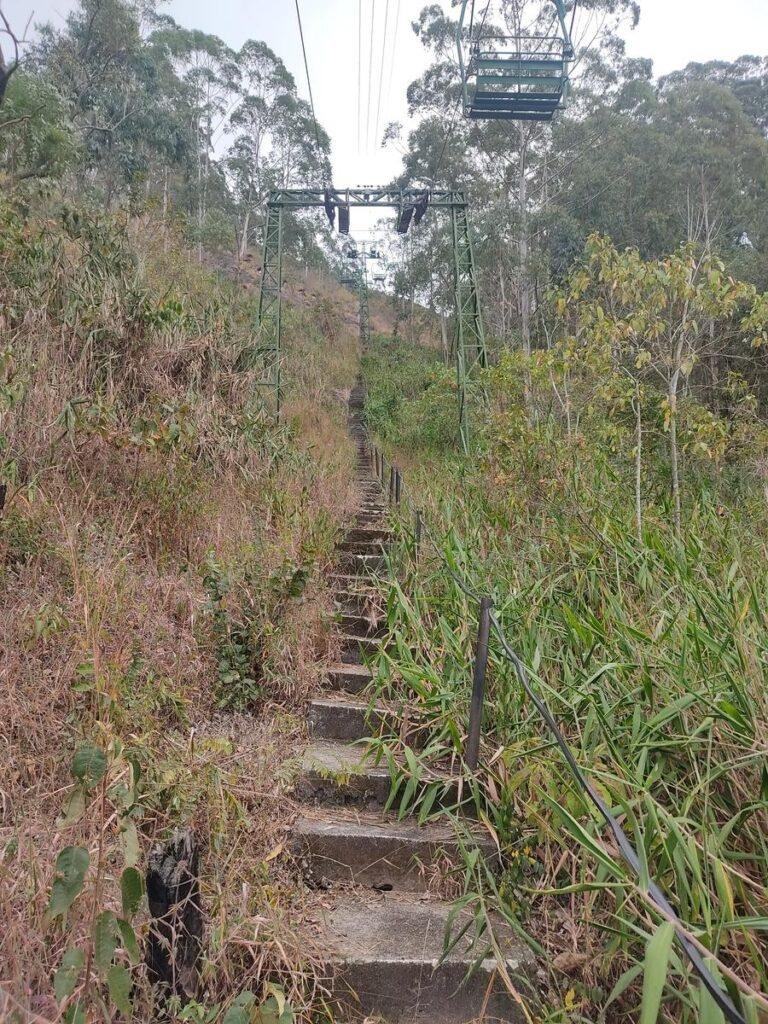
[4,0,768,242]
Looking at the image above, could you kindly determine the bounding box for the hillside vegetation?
[0,196,359,1020]
[362,237,768,1024]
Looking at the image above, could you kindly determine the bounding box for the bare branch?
[0,5,33,107]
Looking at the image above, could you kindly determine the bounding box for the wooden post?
[146,829,203,1004]
[389,466,396,504]
[466,598,492,771]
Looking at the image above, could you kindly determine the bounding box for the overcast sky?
[4,0,768,240]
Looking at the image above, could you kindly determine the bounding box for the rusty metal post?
[466,597,492,771]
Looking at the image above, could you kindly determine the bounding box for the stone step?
[336,552,386,575]
[336,612,386,638]
[354,510,388,523]
[330,572,379,590]
[333,590,383,614]
[296,741,462,810]
[296,740,391,808]
[293,811,498,892]
[345,525,393,543]
[337,539,387,556]
[326,662,374,694]
[309,696,392,741]
[340,633,382,664]
[319,892,530,1024]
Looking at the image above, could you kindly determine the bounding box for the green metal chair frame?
[457,1,574,122]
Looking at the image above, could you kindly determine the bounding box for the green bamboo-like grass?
[362,334,768,1023]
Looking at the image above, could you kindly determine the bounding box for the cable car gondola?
[456,0,574,122]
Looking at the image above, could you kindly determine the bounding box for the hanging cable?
[293,0,323,166]
[357,0,363,152]
[366,0,377,151]
[430,0,493,184]
[386,0,402,101]
[374,0,391,149]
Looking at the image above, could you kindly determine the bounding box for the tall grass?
[0,198,358,1021]
[363,335,768,1023]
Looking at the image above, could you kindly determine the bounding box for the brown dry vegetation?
[0,201,358,1021]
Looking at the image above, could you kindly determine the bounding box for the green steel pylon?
[257,200,284,415]
[255,188,485,448]
[451,202,487,452]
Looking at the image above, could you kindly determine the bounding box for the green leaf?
[106,964,133,1017]
[120,820,140,868]
[117,918,140,964]
[71,745,107,788]
[48,846,90,921]
[64,1001,86,1024]
[698,979,726,1024]
[222,991,256,1024]
[120,866,144,919]
[94,911,118,972]
[255,994,294,1024]
[541,794,624,877]
[640,921,675,1024]
[54,947,84,1003]
[57,786,86,829]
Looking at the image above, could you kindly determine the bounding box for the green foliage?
[363,296,768,1021]
[47,740,145,1017]
[363,335,459,452]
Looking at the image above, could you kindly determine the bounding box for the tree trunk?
[239,206,251,260]
[518,132,531,358]
[440,315,450,365]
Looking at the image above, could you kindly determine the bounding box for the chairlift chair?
[457,0,574,122]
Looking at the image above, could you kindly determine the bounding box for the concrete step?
[293,811,498,892]
[333,590,384,615]
[336,612,386,637]
[337,552,386,575]
[296,740,391,808]
[345,525,393,543]
[296,741,462,810]
[309,695,393,741]
[340,633,382,664]
[337,539,387,556]
[319,892,530,1023]
[329,573,379,591]
[326,662,374,694]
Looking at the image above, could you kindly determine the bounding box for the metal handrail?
[365,439,750,1024]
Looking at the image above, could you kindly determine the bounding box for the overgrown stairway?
[291,385,529,1024]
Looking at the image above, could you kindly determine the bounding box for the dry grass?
[0,201,358,1021]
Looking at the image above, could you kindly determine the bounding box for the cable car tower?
[257,188,485,451]
[457,0,574,122]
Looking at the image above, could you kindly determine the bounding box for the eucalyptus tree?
[33,0,190,203]
[150,22,240,257]
[402,0,642,352]
[227,40,295,257]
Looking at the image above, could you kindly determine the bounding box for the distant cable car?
[456,0,574,122]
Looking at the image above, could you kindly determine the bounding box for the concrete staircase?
[291,386,529,1024]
